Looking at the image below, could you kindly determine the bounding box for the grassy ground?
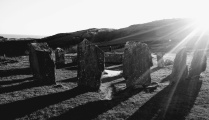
[0,53,208,120]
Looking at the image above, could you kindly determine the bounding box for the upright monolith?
[123,41,153,88]
[55,47,65,68]
[77,39,104,90]
[188,50,207,78]
[29,42,55,84]
[170,48,188,84]
[156,52,165,67]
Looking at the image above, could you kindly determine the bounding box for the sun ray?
[166,27,199,54]
[97,19,189,46]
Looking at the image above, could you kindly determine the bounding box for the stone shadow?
[56,62,77,70]
[0,67,31,77]
[49,88,144,120]
[59,77,78,83]
[0,77,43,94]
[105,64,123,70]
[160,75,171,83]
[0,86,89,120]
[0,76,33,85]
[150,66,163,73]
[126,77,202,120]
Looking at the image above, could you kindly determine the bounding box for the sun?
[193,16,209,31]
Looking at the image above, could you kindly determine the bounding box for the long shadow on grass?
[0,86,90,120]
[0,76,33,85]
[0,78,43,94]
[105,64,123,70]
[127,77,202,120]
[0,67,31,77]
[150,67,163,73]
[56,63,77,70]
[50,88,144,120]
[59,77,78,83]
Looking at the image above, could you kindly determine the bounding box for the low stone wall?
[105,52,124,64]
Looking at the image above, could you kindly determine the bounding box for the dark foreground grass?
[0,55,209,120]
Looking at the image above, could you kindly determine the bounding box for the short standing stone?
[123,41,153,88]
[29,42,55,84]
[55,47,65,68]
[170,48,188,83]
[156,52,165,67]
[77,39,104,90]
[188,50,207,78]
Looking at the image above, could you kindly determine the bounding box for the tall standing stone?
[156,52,165,67]
[170,48,188,83]
[29,42,55,84]
[55,47,65,68]
[123,41,153,88]
[77,39,104,90]
[188,50,207,78]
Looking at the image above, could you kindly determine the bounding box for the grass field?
[0,53,209,120]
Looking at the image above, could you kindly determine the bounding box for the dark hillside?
[40,18,197,53]
[1,18,205,56]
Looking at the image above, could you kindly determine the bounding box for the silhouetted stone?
[156,52,165,67]
[170,48,188,83]
[188,50,207,78]
[55,47,65,68]
[77,39,104,90]
[29,42,55,84]
[123,41,153,88]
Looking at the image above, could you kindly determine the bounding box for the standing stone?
[202,55,207,72]
[123,41,153,88]
[29,42,55,84]
[77,39,104,90]
[188,50,207,78]
[170,48,188,83]
[156,52,165,67]
[55,47,65,68]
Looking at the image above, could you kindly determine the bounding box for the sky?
[0,0,208,36]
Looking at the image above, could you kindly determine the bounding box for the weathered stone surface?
[29,42,55,84]
[170,48,188,83]
[188,50,207,78]
[105,52,123,63]
[55,47,65,67]
[77,39,104,90]
[156,52,165,67]
[123,41,153,88]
